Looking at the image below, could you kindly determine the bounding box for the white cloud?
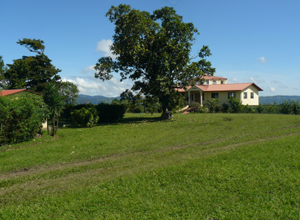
[270,87,276,92]
[96,39,117,59]
[258,57,269,64]
[82,65,95,74]
[62,77,132,97]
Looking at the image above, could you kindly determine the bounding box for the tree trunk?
[160,101,173,120]
[52,117,55,136]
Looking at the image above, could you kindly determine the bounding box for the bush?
[266,102,277,114]
[242,104,252,113]
[228,97,242,113]
[221,103,229,113]
[96,103,126,123]
[71,107,99,127]
[190,102,205,113]
[279,100,292,114]
[256,104,264,113]
[0,94,48,144]
[291,101,300,115]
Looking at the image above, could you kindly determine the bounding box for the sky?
[1,0,300,97]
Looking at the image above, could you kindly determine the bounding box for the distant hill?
[77,94,120,104]
[77,94,300,105]
[260,96,300,104]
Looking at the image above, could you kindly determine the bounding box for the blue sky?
[1,0,300,97]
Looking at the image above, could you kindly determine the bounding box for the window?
[206,80,209,85]
[203,93,205,101]
[190,93,194,101]
[211,93,219,98]
[244,92,247,99]
[228,92,236,99]
[251,92,254,99]
[221,81,224,84]
[213,80,216,85]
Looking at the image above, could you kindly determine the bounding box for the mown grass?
[1,113,300,219]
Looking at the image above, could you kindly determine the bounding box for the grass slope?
[1,113,300,219]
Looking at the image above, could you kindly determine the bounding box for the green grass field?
[1,113,300,219]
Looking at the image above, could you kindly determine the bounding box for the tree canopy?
[2,38,61,94]
[94,4,215,116]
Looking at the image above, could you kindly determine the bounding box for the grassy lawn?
[1,113,300,219]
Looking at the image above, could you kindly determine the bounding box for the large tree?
[94,4,215,117]
[0,56,8,89]
[3,39,61,94]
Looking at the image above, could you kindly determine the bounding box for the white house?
[176,75,263,106]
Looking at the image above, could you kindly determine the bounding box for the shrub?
[71,107,99,127]
[190,102,205,113]
[242,104,252,113]
[205,99,219,113]
[291,101,300,115]
[0,94,48,144]
[221,103,229,113]
[256,104,264,113]
[266,102,277,114]
[228,97,242,113]
[95,103,126,123]
[279,100,292,114]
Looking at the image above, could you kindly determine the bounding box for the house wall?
[203,91,241,105]
[240,85,259,105]
[204,79,227,85]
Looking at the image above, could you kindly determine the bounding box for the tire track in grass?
[1,125,300,181]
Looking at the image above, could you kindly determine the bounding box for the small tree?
[44,83,65,136]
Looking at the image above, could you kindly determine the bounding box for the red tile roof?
[176,83,263,92]
[0,89,27,96]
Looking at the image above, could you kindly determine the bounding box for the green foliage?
[279,100,293,114]
[242,104,252,113]
[44,83,65,136]
[71,107,99,127]
[221,102,229,113]
[59,81,79,105]
[291,101,300,115]
[0,94,48,144]
[265,102,277,114]
[256,104,264,113]
[205,99,219,113]
[17,38,45,54]
[4,39,61,94]
[190,102,205,113]
[0,56,8,89]
[95,4,215,115]
[228,97,242,113]
[96,103,127,123]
